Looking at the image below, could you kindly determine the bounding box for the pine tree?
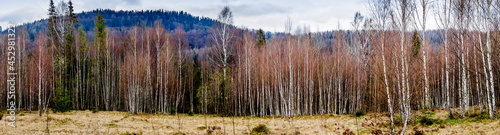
[411,30,421,59]
[94,12,107,110]
[256,29,266,47]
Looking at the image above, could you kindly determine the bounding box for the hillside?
[11,9,216,48]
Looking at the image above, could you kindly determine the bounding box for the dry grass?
[0,108,498,134]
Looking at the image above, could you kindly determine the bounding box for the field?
[1,108,499,135]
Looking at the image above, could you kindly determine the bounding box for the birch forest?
[1,0,500,134]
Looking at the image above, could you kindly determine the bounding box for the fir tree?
[256,29,266,47]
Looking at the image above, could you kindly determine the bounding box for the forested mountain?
[10,9,215,49]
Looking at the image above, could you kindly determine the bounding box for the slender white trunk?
[381,31,395,134]
[485,4,496,117]
[38,42,43,116]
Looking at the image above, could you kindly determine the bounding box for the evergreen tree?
[411,30,421,59]
[93,12,107,110]
[256,29,266,47]
[52,81,72,113]
[46,0,57,48]
[61,0,78,110]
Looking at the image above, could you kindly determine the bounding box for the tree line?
[0,0,499,134]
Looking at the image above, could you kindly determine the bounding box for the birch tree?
[392,0,413,134]
[370,0,395,134]
[415,0,431,108]
[436,0,454,119]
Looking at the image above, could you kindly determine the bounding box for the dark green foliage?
[394,115,403,126]
[94,12,107,48]
[92,107,99,113]
[411,30,421,59]
[19,9,214,48]
[418,116,443,126]
[52,81,72,113]
[197,126,207,130]
[67,1,78,25]
[187,62,202,113]
[469,112,490,121]
[251,124,270,134]
[0,114,3,120]
[46,0,59,48]
[187,110,194,116]
[173,132,186,135]
[256,29,266,47]
[355,109,366,117]
[170,108,177,115]
[63,2,78,100]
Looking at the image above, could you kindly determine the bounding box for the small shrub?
[469,112,490,122]
[92,107,99,113]
[355,109,366,117]
[423,110,436,116]
[187,110,194,116]
[394,115,403,126]
[197,126,207,130]
[52,82,72,113]
[470,112,488,119]
[418,116,443,126]
[251,124,270,134]
[169,108,176,115]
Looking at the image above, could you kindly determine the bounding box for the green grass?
[418,116,443,126]
[468,112,491,122]
[445,118,469,125]
[197,126,207,130]
[445,112,494,125]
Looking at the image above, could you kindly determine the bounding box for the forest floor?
[1,107,499,135]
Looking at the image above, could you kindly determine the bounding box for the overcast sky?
[0,0,439,32]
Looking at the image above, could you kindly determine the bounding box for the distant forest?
[8,9,218,49]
